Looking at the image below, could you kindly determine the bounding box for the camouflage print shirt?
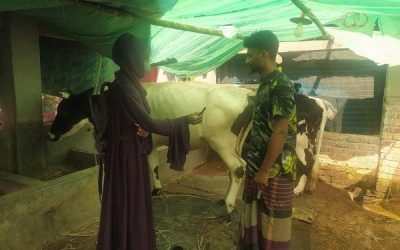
[243,70,297,180]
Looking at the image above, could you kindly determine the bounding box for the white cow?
[144,83,250,213]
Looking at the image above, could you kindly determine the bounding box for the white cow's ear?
[58,91,71,99]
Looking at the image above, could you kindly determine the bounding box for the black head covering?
[112,33,151,112]
[112,33,148,79]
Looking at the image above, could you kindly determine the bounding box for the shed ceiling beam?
[63,0,245,39]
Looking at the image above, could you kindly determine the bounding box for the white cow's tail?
[310,97,337,192]
[321,99,337,121]
[235,119,252,169]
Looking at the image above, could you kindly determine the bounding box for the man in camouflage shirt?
[238,30,297,250]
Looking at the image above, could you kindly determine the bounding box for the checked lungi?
[237,175,295,250]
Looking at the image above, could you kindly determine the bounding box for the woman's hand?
[187,113,203,125]
[134,123,149,137]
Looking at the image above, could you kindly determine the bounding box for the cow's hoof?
[218,199,225,205]
[294,188,303,197]
[170,245,184,250]
[223,214,233,224]
[152,188,162,196]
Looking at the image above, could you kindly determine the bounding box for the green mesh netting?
[40,37,118,94]
[1,0,399,76]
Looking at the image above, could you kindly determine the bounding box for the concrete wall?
[0,167,100,249]
[45,124,96,167]
[0,131,15,172]
[0,123,96,175]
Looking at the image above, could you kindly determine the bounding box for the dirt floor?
[40,160,400,250]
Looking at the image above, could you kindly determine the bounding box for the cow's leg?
[308,157,320,193]
[207,135,245,214]
[294,175,308,196]
[294,132,310,196]
[148,148,162,196]
[225,160,244,214]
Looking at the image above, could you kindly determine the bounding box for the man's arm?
[254,117,289,188]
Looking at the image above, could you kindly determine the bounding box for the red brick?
[346,134,377,144]
[388,119,398,126]
[322,140,336,147]
[322,132,338,140]
[331,152,352,161]
[348,142,361,149]
[382,132,394,139]
[384,154,400,162]
[358,143,378,151]
[381,160,399,169]
[381,139,393,147]
[321,145,333,153]
[393,141,400,148]
[353,149,372,156]
[319,177,330,184]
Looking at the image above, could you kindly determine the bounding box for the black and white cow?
[49,82,336,213]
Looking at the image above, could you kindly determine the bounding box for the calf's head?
[48,88,93,141]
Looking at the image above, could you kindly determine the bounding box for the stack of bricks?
[376,96,400,198]
[319,132,380,189]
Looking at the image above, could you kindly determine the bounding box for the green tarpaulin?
[1,0,399,76]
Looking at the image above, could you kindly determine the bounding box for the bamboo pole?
[63,0,245,39]
[290,0,332,39]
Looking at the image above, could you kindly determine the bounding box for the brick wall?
[319,96,400,198]
[376,96,400,197]
[319,132,380,190]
